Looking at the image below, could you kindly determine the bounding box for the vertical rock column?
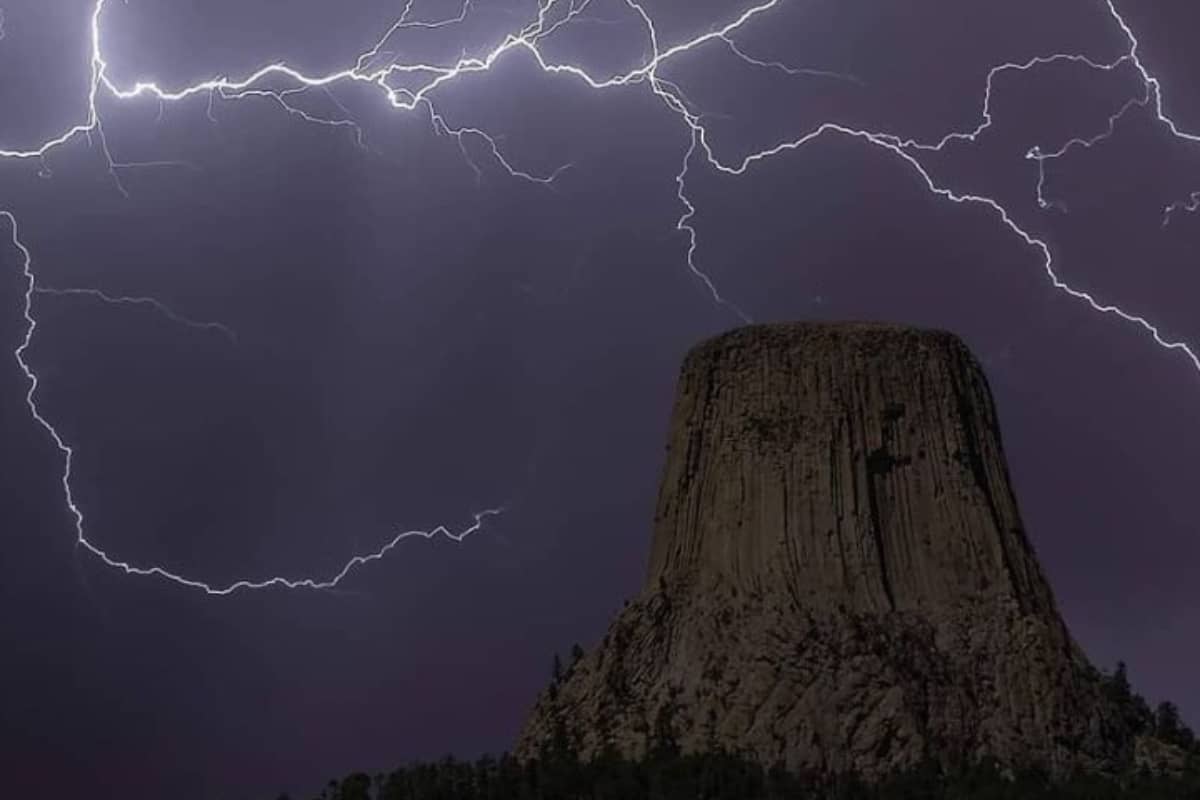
[646,323,1054,616]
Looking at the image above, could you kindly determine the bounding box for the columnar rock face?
[517,322,1137,778]
[645,323,1053,617]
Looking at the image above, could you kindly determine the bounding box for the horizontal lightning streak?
[3,0,1200,595]
[888,53,1136,153]
[32,285,238,343]
[75,509,503,595]
[719,34,864,86]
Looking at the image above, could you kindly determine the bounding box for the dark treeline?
[289,748,1200,800]
[278,659,1200,800]
[289,751,1200,800]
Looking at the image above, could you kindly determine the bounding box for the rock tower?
[517,323,1138,778]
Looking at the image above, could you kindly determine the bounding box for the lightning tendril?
[2,0,1198,594]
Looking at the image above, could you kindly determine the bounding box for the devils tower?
[517,322,1146,779]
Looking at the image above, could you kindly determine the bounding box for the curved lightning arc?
[1,0,1197,594]
[3,207,504,595]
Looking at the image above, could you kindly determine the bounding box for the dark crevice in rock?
[864,452,898,611]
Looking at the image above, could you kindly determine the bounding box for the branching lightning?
[718,33,864,86]
[2,0,1199,594]
[3,208,502,595]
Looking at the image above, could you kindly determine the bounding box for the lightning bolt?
[1025,93,1149,212]
[1163,191,1200,227]
[718,33,864,86]
[32,286,239,344]
[669,0,1200,370]
[3,0,1200,595]
[3,208,502,595]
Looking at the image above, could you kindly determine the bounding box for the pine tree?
[1111,662,1132,702]
[1155,701,1197,750]
[552,652,564,685]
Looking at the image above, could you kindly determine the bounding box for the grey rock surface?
[516,322,1137,778]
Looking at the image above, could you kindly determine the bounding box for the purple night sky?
[2,0,1199,797]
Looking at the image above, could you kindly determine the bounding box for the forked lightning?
[2,0,1197,595]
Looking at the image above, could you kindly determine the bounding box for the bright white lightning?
[3,209,503,595]
[32,285,239,344]
[2,0,1200,595]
